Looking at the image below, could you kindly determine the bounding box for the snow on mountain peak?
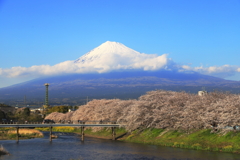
[74,41,170,73]
[75,41,140,64]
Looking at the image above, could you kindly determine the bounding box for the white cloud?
[182,64,240,78]
[181,65,191,70]
[0,50,239,84]
[75,53,170,72]
[0,53,170,78]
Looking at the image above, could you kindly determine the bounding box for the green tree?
[47,106,69,114]
[0,110,6,120]
[22,108,30,117]
[0,103,10,107]
[28,114,43,122]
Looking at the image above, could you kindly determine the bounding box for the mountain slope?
[0,70,240,106]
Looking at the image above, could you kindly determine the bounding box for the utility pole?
[42,83,50,118]
[45,83,50,106]
[24,95,26,107]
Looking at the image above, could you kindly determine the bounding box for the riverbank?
[36,127,126,140]
[124,128,240,154]
[3,130,236,160]
[84,127,127,140]
[80,128,240,154]
[0,128,43,140]
[35,126,240,154]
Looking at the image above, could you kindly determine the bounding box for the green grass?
[84,127,127,139]
[36,127,81,133]
[141,128,165,139]
[0,132,43,140]
[121,128,240,154]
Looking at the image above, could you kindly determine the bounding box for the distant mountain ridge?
[1,70,240,106]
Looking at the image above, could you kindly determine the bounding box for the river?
[0,132,240,160]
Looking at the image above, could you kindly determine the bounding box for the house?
[198,90,208,96]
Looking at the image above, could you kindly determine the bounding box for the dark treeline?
[2,85,240,107]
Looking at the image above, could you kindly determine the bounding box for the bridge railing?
[0,121,43,124]
[0,121,123,142]
[0,120,124,125]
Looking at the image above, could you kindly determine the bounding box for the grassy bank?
[84,127,127,139]
[36,126,80,133]
[36,127,126,139]
[79,127,240,154]
[0,128,43,140]
[35,126,240,154]
[122,128,240,154]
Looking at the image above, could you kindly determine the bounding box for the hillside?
[1,69,240,106]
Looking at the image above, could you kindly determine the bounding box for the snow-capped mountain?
[75,41,140,63]
[74,41,169,72]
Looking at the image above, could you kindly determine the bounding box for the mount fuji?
[73,41,170,73]
[0,41,240,105]
[75,41,141,64]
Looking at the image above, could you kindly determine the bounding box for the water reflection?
[0,132,239,160]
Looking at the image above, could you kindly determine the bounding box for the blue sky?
[0,0,240,88]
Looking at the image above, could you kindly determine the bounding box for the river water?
[0,132,240,160]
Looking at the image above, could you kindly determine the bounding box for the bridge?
[0,122,122,143]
